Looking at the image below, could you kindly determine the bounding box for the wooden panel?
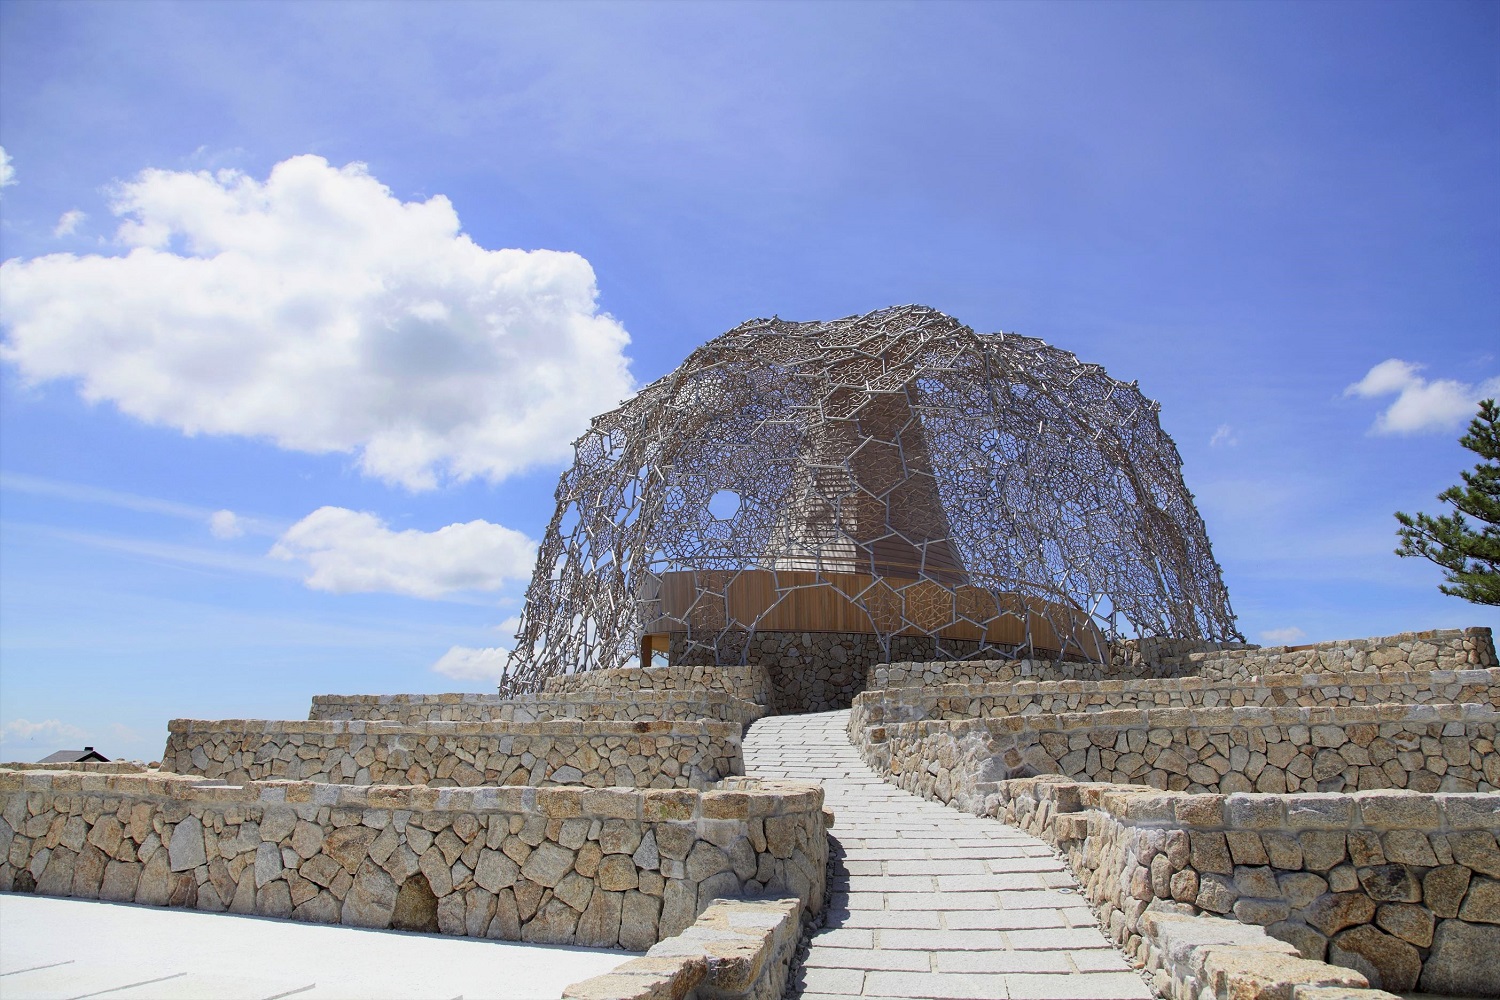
[646,569,1102,658]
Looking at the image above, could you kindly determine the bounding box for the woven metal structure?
[502,305,1238,694]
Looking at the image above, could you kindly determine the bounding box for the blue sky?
[1,1,1496,763]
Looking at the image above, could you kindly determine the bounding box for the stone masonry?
[849,627,1500,997]
[162,719,743,789]
[0,769,827,951]
[3,623,1495,1000]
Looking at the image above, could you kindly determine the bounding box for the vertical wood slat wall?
[643,569,1104,659]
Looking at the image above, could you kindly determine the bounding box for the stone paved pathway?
[744,710,1153,1000]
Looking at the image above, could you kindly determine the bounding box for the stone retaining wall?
[0,768,828,951]
[542,664,773,708]
[563,895,801,1000]
[1189,628,1496,683]
[867,628,1496,691]
[0,761,150,774]
[310,693,508,723]
[869,656,1118,690]
[976,777,1499,996]
[863,704,1499,801]
[310,692,765,728]
[1109,638,1260,676]
[163,720,743,790]
[849,668,1500,735]
[668,631,1012,714]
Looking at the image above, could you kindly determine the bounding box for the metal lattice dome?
[502,305,1238,694]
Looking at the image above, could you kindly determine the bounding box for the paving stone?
[863,971,1014,999]
[799,967,867,995]
[808,927,876,949]
[933,950,1072,973]
[1006,972,1153,998]
[806,948,931,971]
[745,709,1148,1000]
[1007,927,1115,950]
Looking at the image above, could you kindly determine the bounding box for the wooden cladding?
[643,569,1104,660]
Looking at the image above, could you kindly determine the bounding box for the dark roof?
[38,746,109,764]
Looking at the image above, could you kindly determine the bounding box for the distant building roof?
[38,746,109,764]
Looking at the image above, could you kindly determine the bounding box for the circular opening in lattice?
[708,490,741,520]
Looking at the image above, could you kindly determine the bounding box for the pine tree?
[1395,399,1500,605]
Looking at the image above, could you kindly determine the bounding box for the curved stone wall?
[849,668,1500,736]
[868,628,1495,691]
[979,777,1499,996]
[541,664,772,708]
[0,768,828,950]
[310,691,765,728]
[163,720,742,790]
[864,704,1498,801]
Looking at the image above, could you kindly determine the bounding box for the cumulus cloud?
[53,209,86,237]
[0,147,14,190]
[270,506,536,598]
[432,616,522,684]
[1259,626,1306,646]
[209,509,245,539]
[0,154,634,489]
[1345,359,1500,435]
[432,645,514,684]
[1209,424,1237,448]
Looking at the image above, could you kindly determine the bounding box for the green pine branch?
[1394,399,1500,606]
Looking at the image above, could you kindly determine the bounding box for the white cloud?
[0,154,634,489]
[432,645,513,684]
[431,615,522,684]
[1209,424,1237,448]
[1345,359,1500,435]
[209,509,245,539]
[0,146,14,190]
[53,209,87,237]
[270,506,536,598]
[1259,626,1306,645]
[1,718,88,755]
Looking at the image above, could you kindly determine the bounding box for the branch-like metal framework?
[503,305,1239,694]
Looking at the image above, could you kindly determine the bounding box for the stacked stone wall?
[163,720,742,790]
[1110,637,1260,676]
[977,777,1498,996]
[310,692,765,728]
[850,668,1500,735]
[872,656,1129,689]
[869,628,1495,690]
[0,768,827,951]
[564,895,802,1000]
[667,631,879,713]
[668,631,1035,713]
[543,664,773,708]
[863,704,1498,804]
[1190,628,1496,683]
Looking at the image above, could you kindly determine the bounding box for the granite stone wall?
[310,692,765,729]
[542,664,773,709]
[1109,637,1260,676]
[862,703,1499,802]
[868,628,1495,691]
[1189,628,1496,683]
[977,777,1499,996]
[0,768,828,950]
[163,720,743,790]
[668,631,1012,714]
[849,668,1500,735]
[564,896,802,1000]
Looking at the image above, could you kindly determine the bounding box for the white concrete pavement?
[744,710,1153,1000]
[0,894,633,1000]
